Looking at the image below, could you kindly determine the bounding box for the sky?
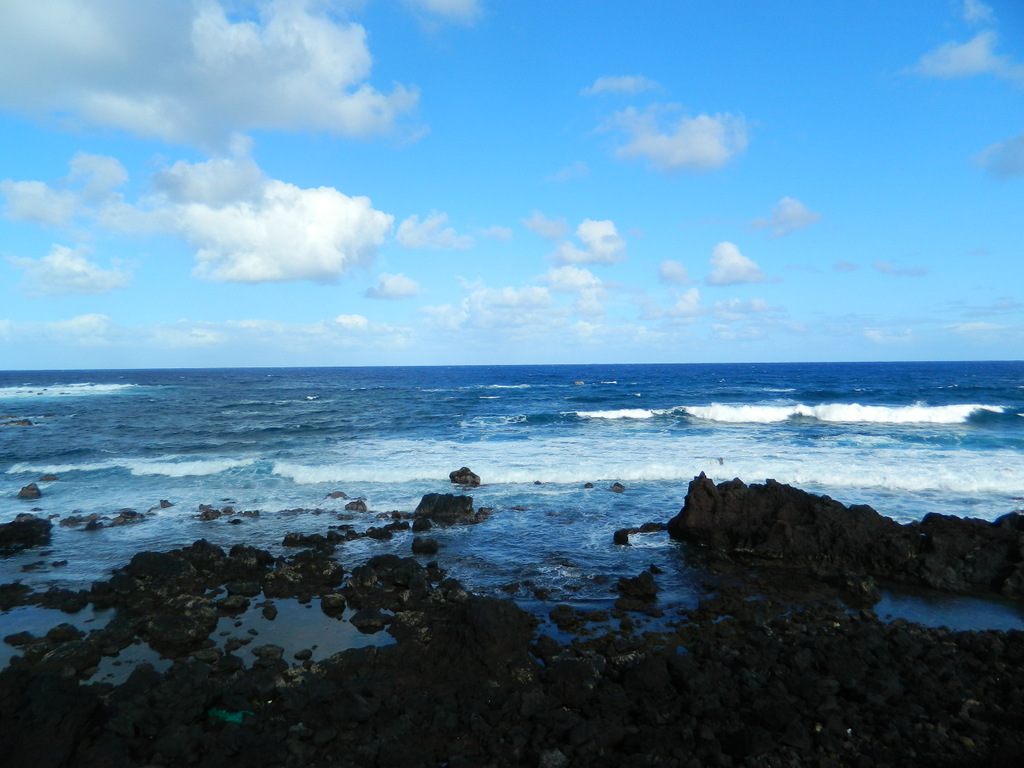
[0,0,1021,369]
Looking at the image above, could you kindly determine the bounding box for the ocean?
[3,361,1024,628]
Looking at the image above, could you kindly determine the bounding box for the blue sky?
[0,0,1021,369]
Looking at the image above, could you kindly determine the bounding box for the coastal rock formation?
[414,492,485,526]
[449,466,481,486]
[15,483,41,500]
[0,514,52,555]
[3,540,1024,767]
[668,473,1024,597]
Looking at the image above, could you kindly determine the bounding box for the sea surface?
[2,361,1024,630]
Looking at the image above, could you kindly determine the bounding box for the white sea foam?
[683,402,1005,425]
[0,383,140,401]
[574,408,657,420]
[6,457,254,478]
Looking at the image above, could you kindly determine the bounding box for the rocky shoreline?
[2,477,1024,767]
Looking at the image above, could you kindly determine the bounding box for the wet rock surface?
[0,514,52,555]
[2,477,1024,767]
[669,473,1024,597]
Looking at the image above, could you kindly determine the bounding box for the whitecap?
[573,408,656,420]
[0,383,140,401]
[683,402,1005,425]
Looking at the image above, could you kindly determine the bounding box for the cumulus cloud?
[751,197,822,237]
[0,0,418,149]
[658,260,693,286]
[706,242,765,286]
[1,152,129,228]
[396,211,474,249]
[552,219,627,265]
[658,288,702,319]
[605,105,749,172]
[912,31,1024,84]
[8,153,395,284]
[0,180,80,227]
[973,131,1024,178]
[177,179,392,283]
[582,75,659,96]
[540,266,602,293]
[522,210,568,240]
[365,272,422,299]
[8,244,131,296]
[873,261,928,277]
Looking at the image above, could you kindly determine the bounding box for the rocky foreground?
[1,478,1024,767]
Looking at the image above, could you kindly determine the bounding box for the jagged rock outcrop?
[668,473,1024,597]
[414,493,486,526]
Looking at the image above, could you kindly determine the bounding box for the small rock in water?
[16,483,41,500]
[448,466,481,486]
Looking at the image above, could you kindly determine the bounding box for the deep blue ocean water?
[2,361,1023,626]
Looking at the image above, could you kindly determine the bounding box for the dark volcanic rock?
[668,473,1024,597]
[449,466,481,486]
[16,483,41,500]
[414,493,479,526]
[0,514,52,554]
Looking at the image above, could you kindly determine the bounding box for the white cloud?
[865,328,913,344]
[963,0,995,25]
[751,197,821,237]
[0,180,80,227]
[552,219,627,265]
[182,179,392,283]
[582,75,659,96]
[458,285,558,329]
[334,314,370,330]
[606,106,749,172]
[912,31,1024,84]
[540,265,602,293]
[153,155,265,206]
[660,288,702,319]
[947,321,1005,333]
[8,244,131,296]
[658,260,692,286]
[365,272,422,299]
[8,153,394,284]
[0,0,418,149]
[522,211,569,240]
[873,261,928,277]
[403,0,481,25]
[974,131,1024,178]
[397,211,474,249]
[0,313,415,357]
[834,261,859,272]
[477,225,513,240]
[710,297,772,321]
[1,152,128,228]
[706,242,765,286]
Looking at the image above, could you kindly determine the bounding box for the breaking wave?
[682,403,1007,425]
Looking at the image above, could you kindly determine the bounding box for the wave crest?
[684,403,1006,425]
